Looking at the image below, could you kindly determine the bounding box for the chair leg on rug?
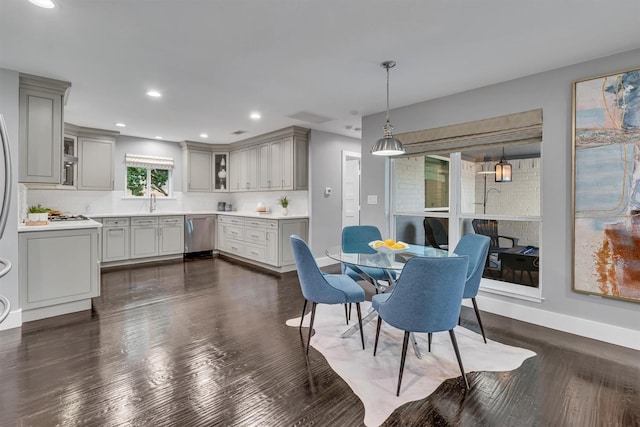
[306,303,317,355]
[373,316,382,356]
[448,329,470,390]
[299,299,308,330]
[344,304,349,325]
[355,302,365,350]
[472,298,487,343]
[428,332,432,352]
[397,331,410,396]
[349,303,352,321]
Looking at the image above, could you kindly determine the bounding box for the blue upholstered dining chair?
[290,235,366,354]
[342,225,396,292]
[453,233,491,343]
[372,256,470,395]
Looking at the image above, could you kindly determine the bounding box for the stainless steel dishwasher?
[184,215,216,256]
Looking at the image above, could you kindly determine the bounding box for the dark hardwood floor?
[1,257,638,426]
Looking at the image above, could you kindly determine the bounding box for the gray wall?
[0,68,20,329]
[361,49,640,332]
[114,135,183,192]
[309,129,360,256]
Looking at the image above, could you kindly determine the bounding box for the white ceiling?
[1,0,639,144]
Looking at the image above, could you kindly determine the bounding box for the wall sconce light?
[495,148,512,182]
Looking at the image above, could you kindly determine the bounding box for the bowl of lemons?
[368,239,410,254]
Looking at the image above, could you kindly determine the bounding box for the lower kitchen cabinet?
[159,216,184,255]
[217,214,308,272]
[19,227,101,322]
[130,217,159,259]
[100,215,185,262]
[102,217,130,262]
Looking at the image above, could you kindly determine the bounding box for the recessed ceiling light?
[114,122,126,127]
[250,112,261,120]
[146,90,162,98]
[154,136,163,140]
[28,0,55,8]
[200,133,208,138]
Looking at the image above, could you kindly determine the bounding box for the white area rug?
[286,301,536,426]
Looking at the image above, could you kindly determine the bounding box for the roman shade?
[125,154,174,170]
[395,109,543,157]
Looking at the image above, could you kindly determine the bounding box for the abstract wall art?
[573,66,640,302]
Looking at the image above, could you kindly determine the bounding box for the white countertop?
[18,218,103,233]
[90,211,308,220]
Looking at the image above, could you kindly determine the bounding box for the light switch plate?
[367,195,378,205]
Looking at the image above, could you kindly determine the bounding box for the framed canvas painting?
[572,66,640,302]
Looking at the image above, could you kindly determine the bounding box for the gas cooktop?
[49,214,89,222]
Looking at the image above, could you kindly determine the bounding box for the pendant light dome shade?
[371,61,405,156]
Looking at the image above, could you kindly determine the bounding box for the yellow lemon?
[384,239,395,247]
[391,243,404,249]
[373,241,384,248]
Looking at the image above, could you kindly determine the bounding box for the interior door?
[342,151,361,230]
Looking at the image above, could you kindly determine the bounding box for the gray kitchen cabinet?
[180,141,229,193]
[185,149,212,192]
[78,136,115,190]
[278,218,308,266]
[258,139,282,190]
[235,127,308,192]
[19,227,101,322]
[130,217,159,259]
[265,220,278,265]
[159,216,184,255]
[102,217,130,262]
[18,74,71,184]
[217,214,308,271]
[229,147,258,191]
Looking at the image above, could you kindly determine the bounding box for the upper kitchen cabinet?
[229,146,258,191]
[180,141,229,192]
[213,152,229,191]
[65,124,118,191]
[18,73,71,184]
[235,126,309,192]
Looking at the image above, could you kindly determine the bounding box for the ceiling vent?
[232,130,248,135]
[287,111,333,124]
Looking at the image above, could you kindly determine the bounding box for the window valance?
[125,153,174,170]
[395,108,543,157]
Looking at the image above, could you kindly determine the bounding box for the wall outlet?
[367,195,378,205]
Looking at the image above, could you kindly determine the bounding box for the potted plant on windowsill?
[278,195,289,216]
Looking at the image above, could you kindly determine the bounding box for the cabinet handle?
[109,227,124,232]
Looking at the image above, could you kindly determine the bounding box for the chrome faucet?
[150,193,157,213]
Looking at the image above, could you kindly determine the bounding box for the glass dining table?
[325,244,453,358]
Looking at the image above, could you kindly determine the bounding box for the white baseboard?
[466,296,640,351]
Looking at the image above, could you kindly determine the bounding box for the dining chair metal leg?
[373,316,383,356]
[397,331,411,396]
[344,304,349,325]
[448,329,470,390]
[299,299,308,330]
[355,302,365,350]
[428,332,432,352]
[349,303,352,321]
[306,302,317,355]
[471,297,487,343]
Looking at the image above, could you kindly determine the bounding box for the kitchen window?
[125,154,174,198]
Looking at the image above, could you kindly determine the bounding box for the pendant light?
[495,147,512,182]
[371,61,405,156]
